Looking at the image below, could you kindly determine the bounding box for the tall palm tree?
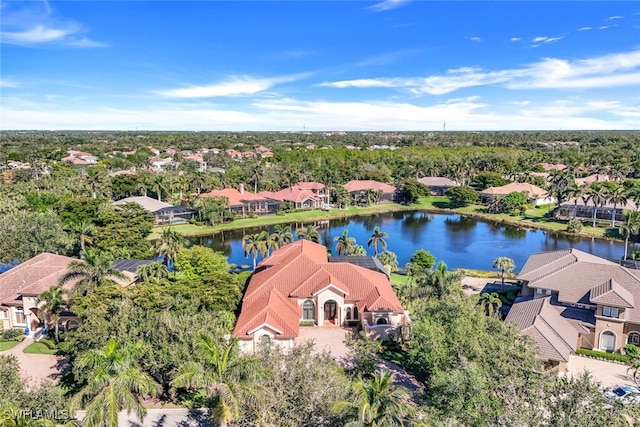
[587,185,607,228]
[334,229,357,256]
[418,261,464,299]
[243,232,267,269]
[271,224,294,246]
[367,226,389,255]
[172,334,264,427]
[58,250,128,296]
[332,370,416,427]
[37,285,67,343]
[67,220,96,258]
[135,261,169,284]
[69,339,160,427]
[620,211,640,261]
[566,182,584,220]
[493,256,516,288]
[262,230,279,256]
[608,186,628,228]
[155,227,186,269]
[479,292,503,317]
[151,174,167,202]
[297,224,322,244]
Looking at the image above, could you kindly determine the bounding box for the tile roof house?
[1,253,137,336]
[199,184,279,217]
[480,182,554,206]
[233,240,408,353]
[113,196,197,224]
[516,248,640,355]
[343,180,399,203]
[417,177,460,196]
[260,182,328,210]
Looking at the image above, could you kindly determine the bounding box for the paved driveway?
[294,325,354,360]
[567,354,634,389]
[2,338,65,386]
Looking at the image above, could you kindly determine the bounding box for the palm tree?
[69,339,160,427]
[620,211,640,261]
[67,220,96,258]
[587,185,608,227]
[172,334,264,427]
[155,227,186,269]
[243,233,267,269]
[493,256,516,288]
[332,370,416,427]
[479,292,503,317]
[37,285,67,343]
[367,226,389,255]
[58,250,128,296]
[608,186,628,228]
[419,261,464,299]
[262,230,279,255]
[334,229,357,256]
[271,224,294,246]
[135,261,169,284]
[151,174,167,202]
[566,182,584,220]
[297,224,322,244]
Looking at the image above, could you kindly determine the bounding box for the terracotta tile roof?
[506,297,578,363]
[518,249,640,323]
[0,253,78,305]
[233,240,404,340]
[199,188,267,207]
[261,188,320,203]
[343,180,397,194]
[575,174,611,186]
[480,182,548,198]
[294,182,326,191]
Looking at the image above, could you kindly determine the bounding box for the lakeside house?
[506,248,640,370]
[113,196,197,224]
[555,198,637,223]
[343,180,399,203]
[0,253,136,336]
[259,182,328,210]
[479,182,554,206]
[233,240,409,353]
[199,184,279,217]
[417,177,460,196]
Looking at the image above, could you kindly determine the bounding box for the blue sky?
[1,1,639,131]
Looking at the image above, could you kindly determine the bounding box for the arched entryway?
[600,330,616,352]
[324,300,338,325]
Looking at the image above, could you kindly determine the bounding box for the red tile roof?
[343,180,397,194]
[480,182,548,198]
[260,187,320,203]
[233,240,404,340]
[199,188,267,206]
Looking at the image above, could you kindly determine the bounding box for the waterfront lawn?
[0,340,20,351]
[153,196,610,241]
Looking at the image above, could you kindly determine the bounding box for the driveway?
[294,325,354,360]
[2,338,65,387]
[567,354,634,389]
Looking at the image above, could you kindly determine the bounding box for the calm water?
[189,211,635,272]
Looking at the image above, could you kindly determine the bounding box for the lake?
[188,211,636,272]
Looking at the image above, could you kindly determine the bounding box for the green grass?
[23,342,58,355]
[0,340,20,351]
[390,273,410,288]
[153,196,614,242]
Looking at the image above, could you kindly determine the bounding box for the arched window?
[600,330,616,352]
[303,300,315,321]
[629,332,640,346]
[353,307,359,320]
[376,317,388,325]
[346,307,352,320]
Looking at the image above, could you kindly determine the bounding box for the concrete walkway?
[2,338,65,386]
[567,354,634,389]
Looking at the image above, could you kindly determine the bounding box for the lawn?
[153,196,613,242]
[0,340,20,351]
[390,273,410,288]
[23,342,58,355]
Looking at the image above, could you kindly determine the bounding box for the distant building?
[199,184,279,217]
[113,196,196,224]
[417,177,460,196]
[343,180,399,203]
[480,183,553,206]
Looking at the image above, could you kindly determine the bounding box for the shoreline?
[154,198,628,245]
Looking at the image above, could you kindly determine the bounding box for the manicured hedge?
[576,348,630,364]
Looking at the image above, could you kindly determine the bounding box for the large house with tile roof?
[0,253,136,335]
[199,184,279,217]
[480,182,554,206]
[260,182,328,210]
[512,248,640,360]
[233,240,408,353]
[343,180,399,203]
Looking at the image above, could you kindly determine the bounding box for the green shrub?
[299,321,315,327]
[576,348,630,363]
[2,328,24,341]
[567,219,583,234]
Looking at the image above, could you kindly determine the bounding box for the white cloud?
[0,2,104,47]
[320,49,640,94]
[366,0,412,12]
[467,37,482,43]
[510,37,521,42]
[530,35,564,47]
[156,74,308,98]
[606,15,623,21]
[0,78,21,88]
[578,27,592,31]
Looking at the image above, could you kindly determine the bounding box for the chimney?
[239,184,245,195]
